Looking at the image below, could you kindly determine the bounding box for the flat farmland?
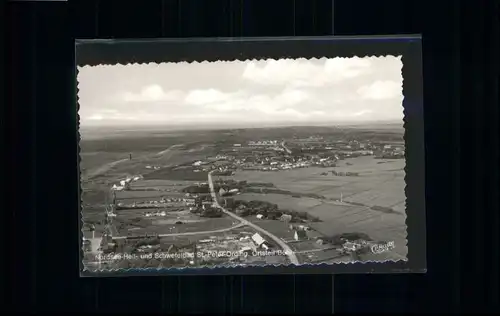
[115,190,175,200]
[236,193,323,210]
[80,152,144,175]
[145,166,209,181]
[80,142,205,184]
[231,156,408,259]
[129,179,199,189]
[113,208,238,237]
[115,179,198,203]
[236,193,405,242]
[233,156,406,209]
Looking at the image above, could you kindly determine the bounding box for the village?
[81,131,405,270]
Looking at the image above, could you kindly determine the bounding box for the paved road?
[111,222,245,240]
[280,141,292,154]
[208,171,300,265]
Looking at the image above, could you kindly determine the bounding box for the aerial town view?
[78,56,407,271]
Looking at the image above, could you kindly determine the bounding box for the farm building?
[251,233,269,249]
[294,230,308,241]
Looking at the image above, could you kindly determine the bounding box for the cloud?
[86,112,138,122]
[184,89,237,106]
[180,87,380,121]
[357,80,402,100]
[189,88,319,117]
[87,115,104,121]
[100,108,119,114]
[352,109,373,116]
[122,84,184,102]
[78,57,405,126]
[242,58,372,87]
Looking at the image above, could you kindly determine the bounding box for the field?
[144,166,209,181]
[231,156,408,260]
[109,178,239,237]
[233,156,406,210]
[113,208,238,237]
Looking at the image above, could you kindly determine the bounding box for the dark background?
[5,0,499,313]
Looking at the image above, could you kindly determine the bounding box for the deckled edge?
[77,65,86,275]
[77,56,400,69]
[77,55,409,275]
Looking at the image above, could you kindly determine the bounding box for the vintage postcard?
[77,37,425,275]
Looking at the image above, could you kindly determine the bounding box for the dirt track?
[82,144,184,181]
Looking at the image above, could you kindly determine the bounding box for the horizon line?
[79,120,404,133]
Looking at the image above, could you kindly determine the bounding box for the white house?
[112,184,124,191]
[251,233,267,248]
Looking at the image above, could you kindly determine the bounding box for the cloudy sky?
[77,56,403,128]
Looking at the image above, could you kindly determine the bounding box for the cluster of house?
[182,194,223,217]
[144,210,167,217]
[236,233,272,252]
[248,140,279,146]
[192,160,236,175]
[239,155,337,172]
[378,144,405,158]
[299,140,405,159]
[336,239,371,255]
[115,196,188,210]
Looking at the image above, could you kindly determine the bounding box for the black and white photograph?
[78,55,412,272]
